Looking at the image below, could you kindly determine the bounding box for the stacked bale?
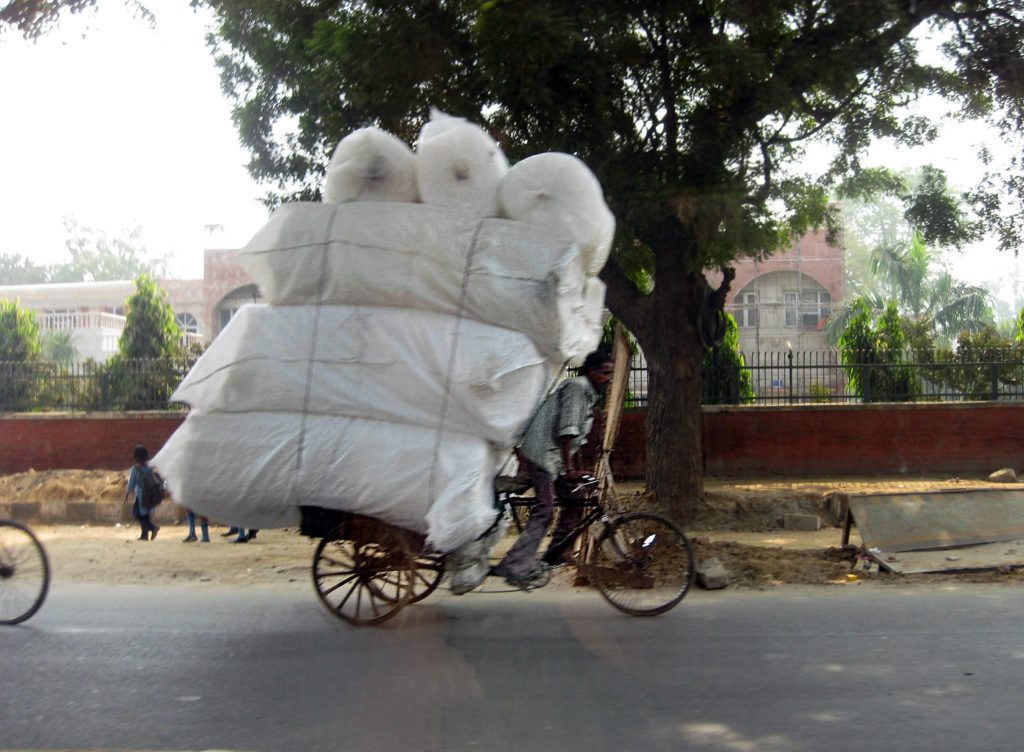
[155,114,614,553]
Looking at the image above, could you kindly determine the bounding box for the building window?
[785,291,831,328]
[176,312,199,334]
[738,292,758,328]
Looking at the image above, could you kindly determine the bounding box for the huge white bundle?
[171,304,552,446]
[156,411,501,552]
[323,127,419,204]
[415,118,508,218]
[155,115,614,553]
[234,201,600,361]
[498,152,616,277]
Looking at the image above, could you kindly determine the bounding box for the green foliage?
[0,298,41,409]
[117,273,182,360]
[701,314,754,405]
[839,299,919,402]
[808,382,834,404]
[925,326,1024,400]
[104,274,184,410]
[0,0,153,40]
[0,299,40,362]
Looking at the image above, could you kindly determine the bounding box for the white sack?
[498,152,616,276]
[415,120,507,218]
[418,107,466,142]
[171,304,553,446]
[323,127,419,204]
[234,201,604,362]
[153,411,503,552]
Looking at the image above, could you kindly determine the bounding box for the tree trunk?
[642,271,708,524]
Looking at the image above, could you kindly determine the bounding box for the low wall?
[0,413,185,474]
[607,402,1024,478]
[2,402,1022,479]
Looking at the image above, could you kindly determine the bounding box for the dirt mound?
[0,468,125,503]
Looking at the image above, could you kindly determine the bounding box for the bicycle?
[495,474,695,616]
[300,473,695,625]
[0,520,51,625]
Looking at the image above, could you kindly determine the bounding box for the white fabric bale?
[323,127,419,204]
[171,304,553,446]
[153,410,503,552]
[415,120,508,218]
[418,107,466,142]
[498,152,616,276]
[234,201,603,361]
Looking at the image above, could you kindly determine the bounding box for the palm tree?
[827,231,991,347]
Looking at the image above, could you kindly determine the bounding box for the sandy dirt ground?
[5,469,1024,590]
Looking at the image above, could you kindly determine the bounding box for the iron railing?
[3,349,1023,412]
[0,359,193,412]
[627,349,1024,407]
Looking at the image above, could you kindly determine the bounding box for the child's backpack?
[141,469,166,508]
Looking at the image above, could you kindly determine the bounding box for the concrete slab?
[846,487,1024,574]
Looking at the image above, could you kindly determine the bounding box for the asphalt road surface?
[2,581,1023,752]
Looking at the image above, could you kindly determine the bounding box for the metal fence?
[627,349,1024,407]
[4,349,1024,413]
[0,359,193,412]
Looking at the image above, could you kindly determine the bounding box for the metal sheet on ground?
[848,488,1024,574]
[874,538,1024,574]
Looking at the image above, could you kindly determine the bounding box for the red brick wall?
[0,414,185,474]
[2,403,1022,478]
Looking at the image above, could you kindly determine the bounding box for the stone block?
[988,468,1017,483]
[783,513,821,531]
[696,556,730,590]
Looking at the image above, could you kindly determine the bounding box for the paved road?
[2,581,1023,752]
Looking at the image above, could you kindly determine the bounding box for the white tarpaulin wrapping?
[234,201,603,361]
[155,410,502,552]
[171,304,553,446]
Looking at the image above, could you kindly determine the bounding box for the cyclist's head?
[133,444,149,463]
[581,350,612,375]
[581,350,614,391]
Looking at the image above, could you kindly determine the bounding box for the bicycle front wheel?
[588,512,694,616]
[0,520,51,625]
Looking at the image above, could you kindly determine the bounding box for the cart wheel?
[312,527,417,626]
[0,520,51,625]
[408,552,445,604]
[587,512,694,616]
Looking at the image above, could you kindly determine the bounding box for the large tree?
[201,0,1023,520]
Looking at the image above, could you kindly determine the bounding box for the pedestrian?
[489,350,614,589]
[183,510,210,542]
[124,444,160,541]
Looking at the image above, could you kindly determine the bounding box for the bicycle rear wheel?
[588,512,694,616]
[0,520,51,625]
[312,525,416,626]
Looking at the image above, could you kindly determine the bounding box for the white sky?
[1,6,1021,309]
[0,2,268,279]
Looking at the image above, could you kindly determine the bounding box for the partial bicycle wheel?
[0,520,51,625]
[408,552,445,603]
[312,525,416,626]
[587,512,694,616]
